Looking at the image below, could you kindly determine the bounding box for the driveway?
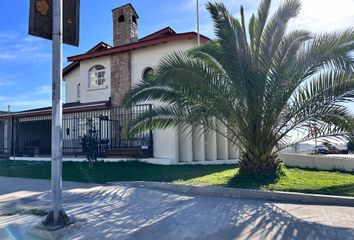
[0,177,354,239]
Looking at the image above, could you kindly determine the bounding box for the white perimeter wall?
[279,153,354,172]
[64,56,111,104]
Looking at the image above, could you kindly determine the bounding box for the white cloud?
[288,0,354,33]
[177,0,354,38]
[0,78,15,86]
[5,99,51,108]
[33,85,51,95]
[0,53,17,61]
[0,84,52,111]
[184,0,262,13]
[0,32,51,63]
[0,96,51,111]
[0,32,18,44]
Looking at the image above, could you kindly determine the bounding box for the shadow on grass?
[67,161,238,184]
[278,183,354,197]
[0,160,237,184]
[225,168,354,197]
[225,172,280,189]
[286,166,354,175]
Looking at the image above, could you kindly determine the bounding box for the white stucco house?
[0,4,238,165]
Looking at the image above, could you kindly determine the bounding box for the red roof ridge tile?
[139,27,176,41]
[67,31,210,62]
[63,41,112,77]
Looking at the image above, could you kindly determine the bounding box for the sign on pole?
[29,0,80,46]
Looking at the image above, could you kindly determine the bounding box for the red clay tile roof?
[63,27,210,77]
[67,30,209,62]
[87,41,112,52]
[139,27,176,41]
[1,101,111,118]
[63,41,111,77]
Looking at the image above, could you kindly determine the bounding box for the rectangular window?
[77,84,81,99]
[97,71,105,86]
[89,70,106,88]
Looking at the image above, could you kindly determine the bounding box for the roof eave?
[3,102,110,118]
[67,33,210,62]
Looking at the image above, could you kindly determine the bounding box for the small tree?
[80,118,99,167]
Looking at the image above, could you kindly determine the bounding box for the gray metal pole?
[44,0,70,227]
[51,0,63,224]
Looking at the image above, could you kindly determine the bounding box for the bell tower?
[112,4,139,47]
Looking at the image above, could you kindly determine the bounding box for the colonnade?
[177,121,239,162]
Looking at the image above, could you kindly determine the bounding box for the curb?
[106,181,354,207]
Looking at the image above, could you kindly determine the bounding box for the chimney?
[112,4,139,47]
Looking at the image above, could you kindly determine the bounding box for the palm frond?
[260,0,301,68]
[121,1,354,171]
[251,0,271,60]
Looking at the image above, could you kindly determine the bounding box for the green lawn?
[1,160,354,197]
[178,167,354,197]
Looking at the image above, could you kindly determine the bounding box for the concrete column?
[173,128,180,164]
[178,126,193,162]
[153,128,180,164]
[192,126,205,161]
[228,141,238,159]
[216,120,228,160]
[205,129,217,161]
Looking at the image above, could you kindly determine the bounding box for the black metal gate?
[13,104,153,158]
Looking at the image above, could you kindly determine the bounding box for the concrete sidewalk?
[0,177,354,239]
[0,176,98,196]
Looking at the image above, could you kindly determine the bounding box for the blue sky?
[0,0,353,111]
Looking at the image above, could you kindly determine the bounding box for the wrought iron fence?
[12,104,153,158]
[0,148,11,158]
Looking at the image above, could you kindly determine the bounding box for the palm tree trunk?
[239,150,281,180]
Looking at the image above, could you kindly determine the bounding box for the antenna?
[196,0,200,46]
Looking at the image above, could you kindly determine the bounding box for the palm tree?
[123,0,354,179]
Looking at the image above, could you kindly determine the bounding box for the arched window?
[142,67,154,80]
[119,15,125,22]
[77,83,81,99]
[132,16,137,24]
[88,65,106,88]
